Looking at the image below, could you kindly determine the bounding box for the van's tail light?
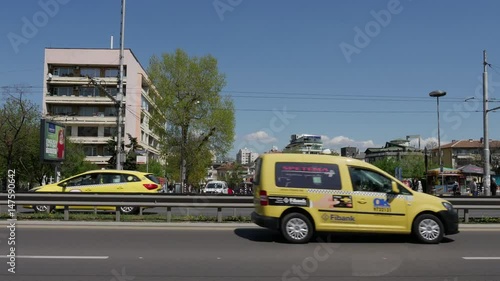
[143,183,158,190]
[259,190,268,206]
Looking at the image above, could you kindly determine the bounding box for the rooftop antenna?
[110,35,114,49]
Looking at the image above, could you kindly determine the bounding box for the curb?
[0,220,256,228]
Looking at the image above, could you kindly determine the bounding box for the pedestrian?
[469,178,478,196]
[491,176,498,196]
[452,180,459,196]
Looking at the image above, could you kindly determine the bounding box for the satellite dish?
[322,149,331,154]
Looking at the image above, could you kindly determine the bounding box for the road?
[5,205,500,219]
[0,224,500,280]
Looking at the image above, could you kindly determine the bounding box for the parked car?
[202,181,229,194]
[25,169,162,214]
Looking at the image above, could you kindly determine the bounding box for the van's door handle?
[117,187,124,190]
[357,199,367,204]
[83,188,92,192]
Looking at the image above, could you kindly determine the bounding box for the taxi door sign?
[373,198,391,212]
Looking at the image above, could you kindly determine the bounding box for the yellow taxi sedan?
[26,169,162,214]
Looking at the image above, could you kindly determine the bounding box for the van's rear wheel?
[413,214,444,244]
[281,213,313,244]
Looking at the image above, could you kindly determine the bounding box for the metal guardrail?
[0,193,254,222]
[1,193,500,223]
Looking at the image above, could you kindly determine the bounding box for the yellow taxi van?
[251,153,459,244]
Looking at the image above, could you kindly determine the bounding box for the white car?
[203,181,229,194]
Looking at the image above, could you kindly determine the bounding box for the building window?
[80,68,101,78]
[83,146,98,156]
[51,105,73,115]
[51,87,73,96]
[52,67,74,77]
[104,127,117,137]
[78,127,98,137]
[104,107,117,116]
[104,69,119,77]
[80,86,98,97]
[79,106,99,116]
[106,87,118,97]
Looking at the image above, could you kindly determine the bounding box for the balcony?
[84,155,112,165]
[45,95,126,105]
[50,115,121,125]
[47,76,124,86]
[69,136,112,144]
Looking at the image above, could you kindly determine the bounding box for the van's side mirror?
[390,181,400,194]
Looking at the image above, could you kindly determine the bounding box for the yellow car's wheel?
[118,206,139,215]
[33,205,53,213]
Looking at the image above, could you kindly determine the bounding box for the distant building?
[341,147,359,158]
[364,139,421,164]
[434,138,500,168]
[283,134,323,154]
[236,148,259,165]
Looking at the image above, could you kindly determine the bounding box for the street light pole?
[429,90,446,193]
[483,50,491,196]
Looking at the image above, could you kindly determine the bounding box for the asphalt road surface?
[0,224,500,281]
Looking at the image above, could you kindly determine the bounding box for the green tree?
[372,157,399,176]
[59,140,98,178]
[0,86,40,190]
[148,49,235,185]
[105,134,143,170]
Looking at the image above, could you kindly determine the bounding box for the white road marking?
[1,255,109,259]
[463,257,500,260]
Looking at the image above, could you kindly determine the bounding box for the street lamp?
[429,90,447,193]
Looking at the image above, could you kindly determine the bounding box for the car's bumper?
[438,210,459,235]
[251,212,280,230]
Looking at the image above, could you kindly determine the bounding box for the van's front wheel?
[281,213,313,244]
[413,214,444,244]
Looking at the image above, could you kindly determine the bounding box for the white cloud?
[321,135,376,151]
[243,131,277,144]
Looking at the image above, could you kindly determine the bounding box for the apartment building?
[236,147,259,165]
[433,138,500,168]
[42,48,161,166]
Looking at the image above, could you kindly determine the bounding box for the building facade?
[283,134,323,154]
[236,148,259,165]
[433,139,500,169]
[42,48,161,166]
[364,139,422,164]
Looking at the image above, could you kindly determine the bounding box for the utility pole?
[116,0,126,170]
[483,50,491,196]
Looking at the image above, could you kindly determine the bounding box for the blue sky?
[2,0,500,157]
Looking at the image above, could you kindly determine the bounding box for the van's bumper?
[251,212,279,230]
[438,210,459,235]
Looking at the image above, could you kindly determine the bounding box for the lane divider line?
[462,257,500,260]
[0,255,109,259]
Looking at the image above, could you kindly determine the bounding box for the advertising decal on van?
[268,196,309,207]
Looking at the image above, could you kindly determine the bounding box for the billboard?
[40,119,65,162]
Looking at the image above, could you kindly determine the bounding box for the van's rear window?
[275,162,341,189]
